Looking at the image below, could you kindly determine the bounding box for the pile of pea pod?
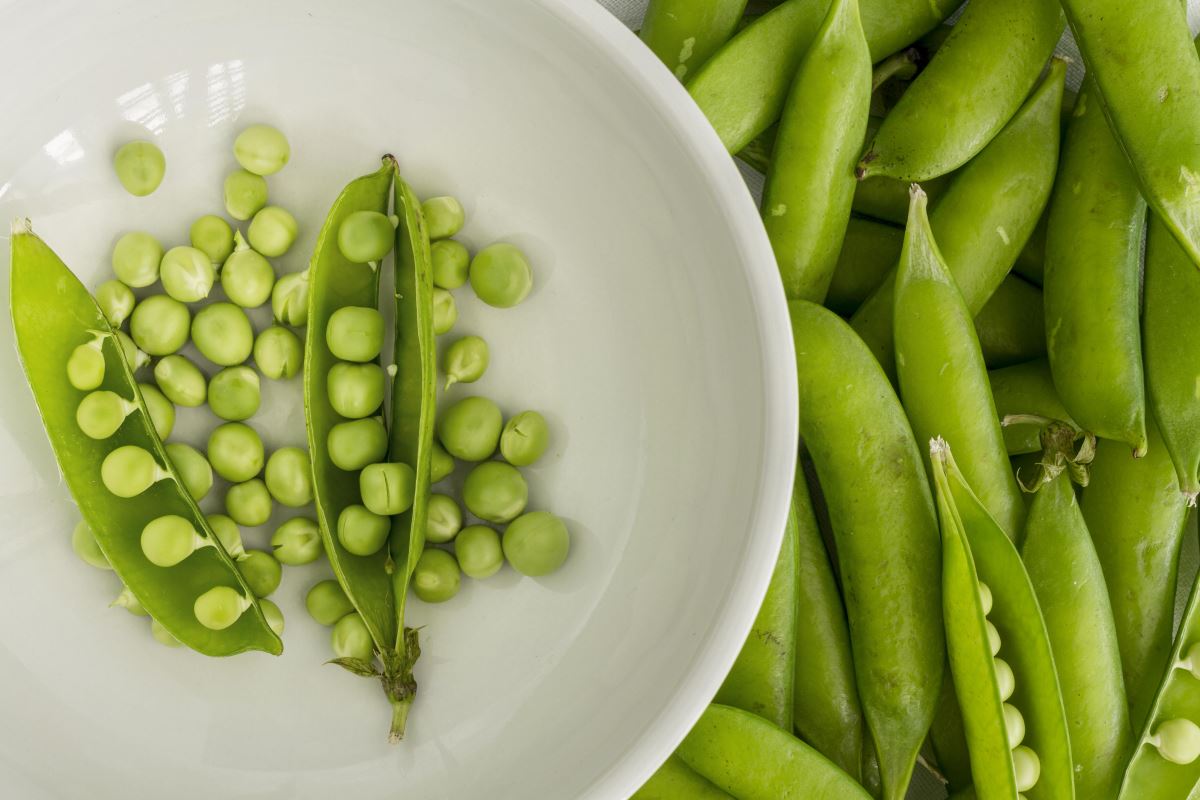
[636,0,1200,799]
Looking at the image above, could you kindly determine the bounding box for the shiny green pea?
[130,295,190,356]
[254,325,303,379]
[327,361,385,419]
[259,598,285,636]
[271,270,309,326]
[413,548,462,603]
[331,612,374,661]
[421,196,466,240]
[117,331,150,371]
[233,124,290,176]
[67,336,106,391]
[1149,719,1200,765]
[113,140,165,196]
[500,410,550,467]
[247,206,298,258]
[76,390,135,439]
[469,243,533,308]
[222,232,276,308]
[327,417,388,471]
[189,214,235,266]
[95,280,135,327]
[359,462,416,516]
[193,585,251,630]
[111,231,163,288]
[455,525,503,579]
[306,579,354,626]
[207,422,264,482]
[208,366,261,421]
[431,441,455,483]
[159,246,215,303]
[206,513,246,560]
[463,461,528,524]
[325,306,384,362]
[443,335,488,389]
[337,504,390,556]
[337,210,396,266]
[224,169,268,221]
[431,239,470,289]
[140,514,208,567]
[226,478,273,527]
[153,354,207,407]
[237,549,282,597]
[437,396,502,461]
[426,493,463,544]
[432,288,457,335]
[71,520,110,570]
[164,442,213,501]
[503,511,570,576]
[138,383,175,439]
[264,446,313,507]
[270,517,322,566]
[101,445,169,497]
[191,302,254,366]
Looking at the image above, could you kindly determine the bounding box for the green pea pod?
[930,674,974,792]
[931,439,1073,800]
[633,754,732,799]
[791,299,942,800]
[676,704,872,799]
[792,468,863,778]
[714,496,797,728]
[10,221,280,657]
[1081,421,1189,731]
[1144,212,1200,500]
[825,215,903,316]
[1012,212,1048,286]
[1043,80,1148,455]
[762,0,870,302]
[987,359,1075,456]
[1060,0,1200,270]
[687,0,958,154]
[850,60,1065,378]
[894,185,1026,540]
[639,0,749,81]
[974,276,1046,370]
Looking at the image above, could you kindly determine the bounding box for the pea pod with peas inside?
[639,0,749,81]
[10,220,280,656]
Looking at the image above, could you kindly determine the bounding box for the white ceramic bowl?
[0,1,796,797]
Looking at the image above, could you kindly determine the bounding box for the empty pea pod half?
[10,219,280,656]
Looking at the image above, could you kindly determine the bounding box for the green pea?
[237,549,282,597]
[502,511,569,577]
[431,239,470,289]
[359,462,416,516]
[165,442,213,501]
[469,243,533,308]
[150,618,182,648]
[111,231,164,288]
[226,478,273,527]
[443,335,488,389]
[207,422,264,482]
[117,331,151,371]
[67,336,106,391]
[463,461,528,524]
[327,417,388,471]
[113,140,165,196]
[71,520,110,569]
[426,493,463,544]
[331,612,374,661]
[254,325,303,379]
[259,598,285,636]
[208,366,261,421]
[421,196,466,240]
[271,516,322,565]
[189,214,235,266]
[130,295,191,356]
[306,579,354,626]
[995,657,1016,702]
[95,280,135,327]
[1003,703,1026,748]
[431,441,455,483]
[413,548,462,603]
[206,513,246,560]
[191,302,254,366]
[500,410,549,467]
[271,270,310,326]
[327,362,385,418]
[1012,745,1041,792]
[194,585,251,630]
[1150,718,1200,765]
[978,581,994,615]
[247,206,298,258]
[985,619,1001,656]
[437,396,502,461]
[224,169,268,221]
[138,383,174,439]
[337,504,390,556]
[76,390,135,439]
[112,585,149,616]
[326,306,384,362]
[455,525,503,579]
[159,245,215,303]
[264,446,313,507]
[432,288,457,335]
[101,445,168,497]
[233,123,290,176]
[153,354,207,407]
[221,232,276,307]
[140,514,208,567]
[337,210,397,266]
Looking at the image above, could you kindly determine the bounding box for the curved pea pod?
[633,754,732,799]
[1081,420,1189,731]
[974,276,1046,370]
[988,359,1075,456]
[10,221,280,657]
[1144,212,1200,500]
[894,185,1025,541]
[825,215,903,315]
[1060,1,1200,270]
[850,59,1066,378]
[639,0,748,81]
[762,0,870,302]
[714,495,796,728]
[791,299,943,800]
[676,704,872,799]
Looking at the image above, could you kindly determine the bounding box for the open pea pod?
[10,221,280,656]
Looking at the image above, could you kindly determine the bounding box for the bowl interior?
[0,1,795,797]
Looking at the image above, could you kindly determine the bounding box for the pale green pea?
[153,355,207,407]
[437,396,502,461]
[1003,703,1026,749]
[224,169,268,221]
[469,243,533,308]
[413,548,461,603]
[140,514,208,567]
[337,504,390,556]
[331,612,374,661]
[206,513,246,560]
[226,479,273,527]
[1150,719,1200,765]
[455,525,503,579]
[271,270,309,326]
[337,210,396,266]
[101,445,169,497]
[76,390,135,439]
[130,295,190,356]
[117,331,151,371]
[502,511,570,577]
[432,288,457,335]
[237,549,282,597]
[150,618,182,647]
[978,581,994,615]
[443,335,488,389]
[421,196,466,240]
[327,417,388,471]
[208,366,261,421]
[254,325,303,379]
[270,517,322,565]
[247,206,298,258]
[67,336,106,391]
[221,231,276,307]
[259,598,285,636]
[264,446,313,507]
[138,383,175,439]
[995,657,1016,701]
[325,306,384,362]
[306,579,354,626]
[95,280,135,327]
[112,585,149,616]
[71,520,110,569]
[426,493,462,544]
[359,462,416,516]
[165,442,213,501]
[431,239,470,289]
[431,441,455,483]
[327,362,385,419]
[207,422,264,482]
[500,410,549,467]
[113,140,165,196]
[985,620,1001,656]
[191,302,254,366]
[193,585,251,630]
[1012,745,1041,792]
[159,246,215,302]
[189,214,235,266]
[233,124,290,176]
[112,231,164,288]
[463,461,528,524]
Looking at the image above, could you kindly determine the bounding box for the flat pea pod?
[893,185,1025,541]
[974,275,1046,370]
[850,60,1065,378]
[791,299,942,800]
[1043,79,1148,456]
[685,0,957,154]
[632,754,732,799]
[1081,420,1189,731]
[761,0,870,303]
[857,0,1064,182]
[639,0,748,81]
[10,220,279,657]
[676,703,870,799]
[713,492,797,729]
[988,359,1076,456]
[1059,0,1200,269]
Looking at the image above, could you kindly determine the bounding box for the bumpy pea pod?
[676,704,871,799]
[1043,79,1148,455]
[761,0,870,302]
[1082,420,1189,731]
[974,276,1046,370]
[10,221,280,656]
[931,439,1073,800]
[850,60,1065,378]
[633,755,732,799]
[791,299,942,800]
[686,0,957,154]
[1022,423,1133,799]
[894,185,1026,541]
[639,0,749,81]
[988,360,1075,456]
